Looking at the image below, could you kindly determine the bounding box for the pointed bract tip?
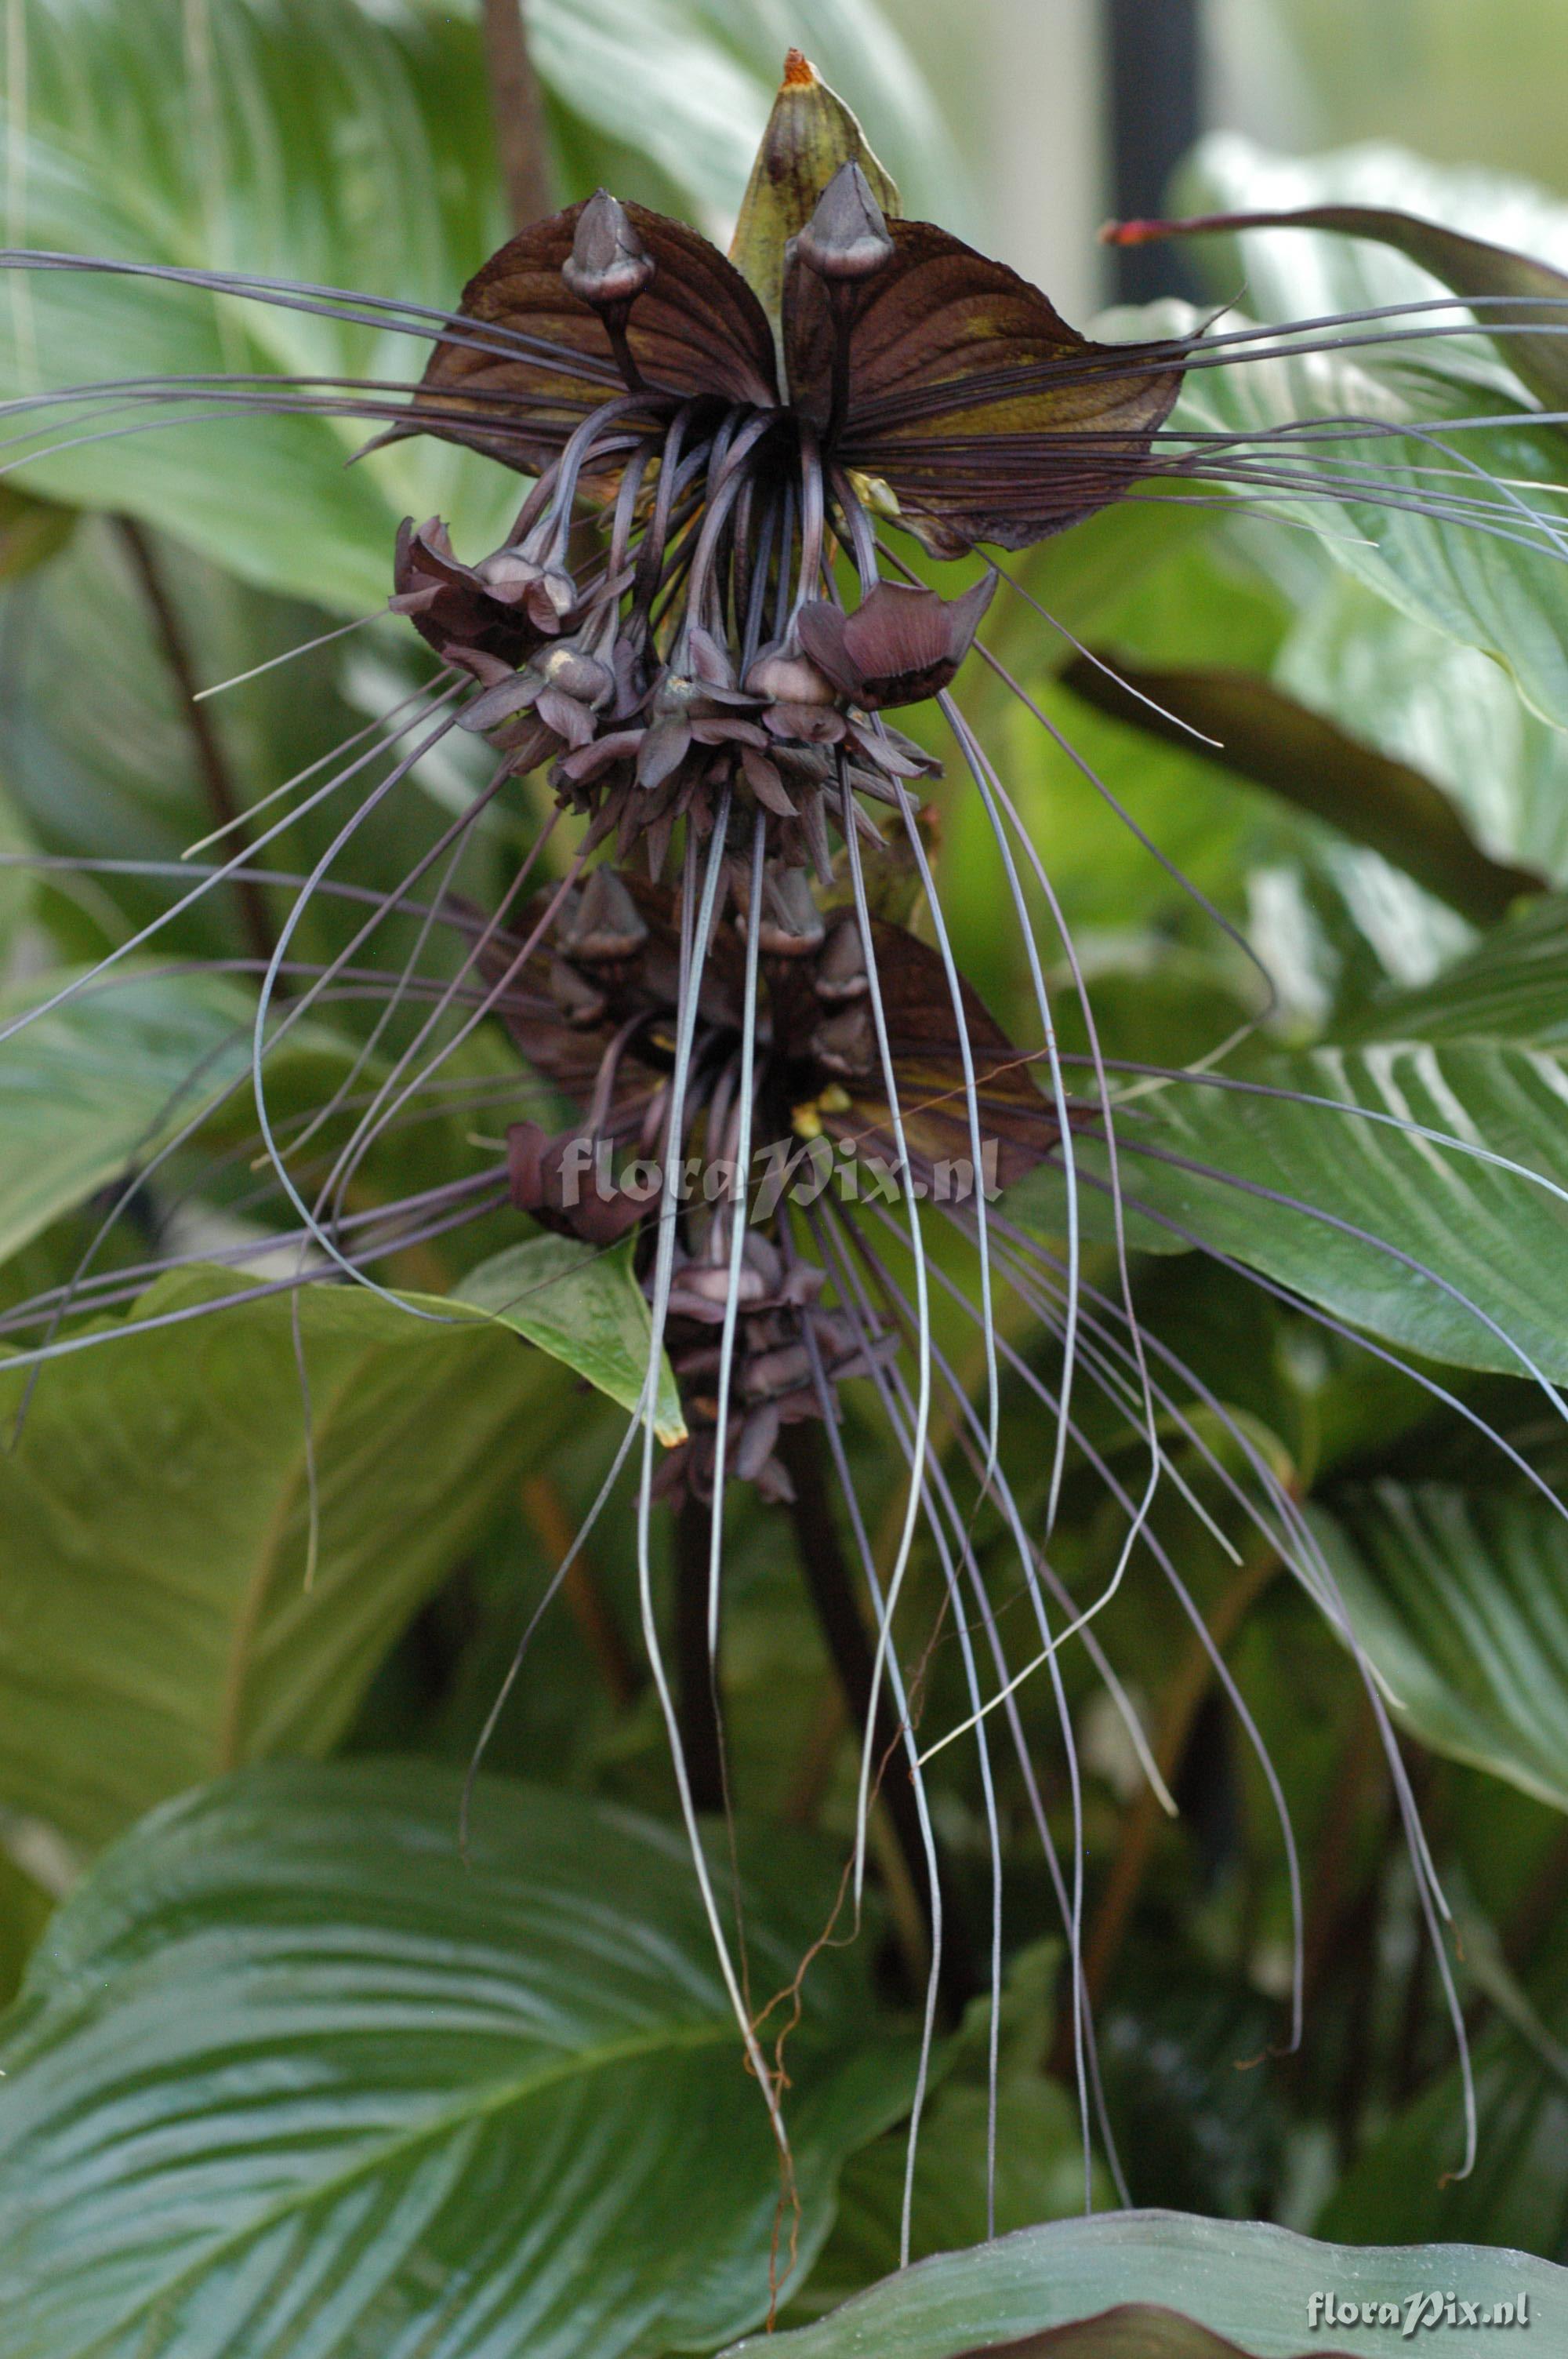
[562,190,655,307]
[782,48,818,88]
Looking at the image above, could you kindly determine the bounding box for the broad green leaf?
[734,2211,1568,2357]
[0,1758,913,2359]
[1018,863,1568,1380]
[0,1263,579,1848]
[1061,651,1542,923]
[1348,889,1568,1041]
[0,0,513,611]
[449,1234,685,1443]
[1111,1040,1568,1379]
[1316,1483,1568,1812]
[0,966,352,1265]
[1016,1022,1568,1382]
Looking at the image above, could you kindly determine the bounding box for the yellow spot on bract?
[818,1083,851,1114]
[791,1100,824,1140]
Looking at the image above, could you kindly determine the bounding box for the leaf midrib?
[42,2010,739,2354]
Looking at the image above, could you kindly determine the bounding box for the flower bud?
[797,162,895,285]
[560,866,648,965]
[539,642,614,708]
[562,191,656,307]
[745,644,837,708]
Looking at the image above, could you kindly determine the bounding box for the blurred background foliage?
[2,3,1568,2354]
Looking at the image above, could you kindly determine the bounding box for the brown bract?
[394,61,1186,555]
[389,201,779,478]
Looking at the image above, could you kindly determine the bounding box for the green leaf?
[531,0,968,240]
[1320,1946,1568,2259]
[0,485,74,581]
[0,966,351,1265]
[1177,134,1568,406]
[1016,1017,1568,1383]
[1061,652,1543,923]
[1177,333,1568,734]
[1139,139,1568,732]
[1,0,517,611]
[0,1263,576,1848]
[733,2211,1568,2357]
[0,1758,913,2359]
[1116,1041,1568,1378]
[1347,888,1568,1041]
[1274,572,1568,890]
[1315,1483,1568,1812]
[449,1234,686,1444]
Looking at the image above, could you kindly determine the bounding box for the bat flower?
[9,39,1563,2207]
[480,850,1076,1499]
[364,49,1189,864]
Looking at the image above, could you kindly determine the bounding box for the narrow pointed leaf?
[1061,652,1544,923]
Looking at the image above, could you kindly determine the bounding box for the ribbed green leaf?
[1316,1483,1568,1811]
[1350,889,1568,1041]
[0,1759,913,2359]
[1017,1020,1568,1382]
[732,2210,1568,2357]
[1112,140,1568,732]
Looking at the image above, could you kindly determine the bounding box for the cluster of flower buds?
[654,1217,895,1506]
[481,838,1061,1495]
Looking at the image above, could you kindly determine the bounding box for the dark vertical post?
[673,1492,727,1814]
[481,0,555,234]
[1104,0,1203,302]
